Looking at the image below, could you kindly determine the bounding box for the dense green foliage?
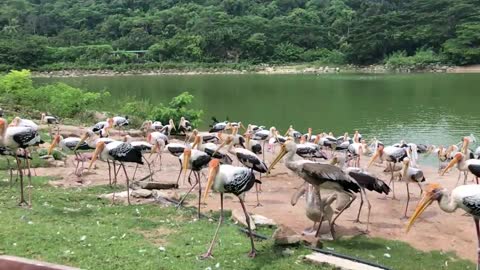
[0,70,108,119]
[1,0,479,70]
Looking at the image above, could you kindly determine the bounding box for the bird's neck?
[437,192,457,213]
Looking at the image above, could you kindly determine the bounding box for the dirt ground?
[36,131,477,263]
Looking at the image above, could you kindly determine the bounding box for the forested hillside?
[0,0,479,71]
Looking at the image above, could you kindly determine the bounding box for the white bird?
[406,183,480,270]
[200,159,259,258]
[9,117,38,130]
[49,134,91,175]
[209,121,229,133]
[401,158,426,218]
[191,135,232,164]
[40,113,59,125]
[92,118,114,137]
[268,140,361,238]
[178,117,192,134]
[89,141,144,205]
[442,152,480,185]
[161,119,176,136]
[0,118,43,206]
[368,143,408,181]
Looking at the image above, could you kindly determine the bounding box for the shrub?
[385,49,444,70]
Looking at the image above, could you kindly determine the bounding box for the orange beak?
[48,135,61,155]
[203,159,220,202]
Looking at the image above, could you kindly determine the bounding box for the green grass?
[0,175,475,270]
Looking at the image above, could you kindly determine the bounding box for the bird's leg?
[142,156,153,181]
[187,170,194,186]
[254,182,262,207]
[239,197,256,258]
[354,188,364,223]
[25,149,33,207]
[417,182,423,196]
[176,181,198,208]
[262,141,266,162]
[196,171,202,219]
[403,182,410,219]
[132,164,139,181]
[175,168,183,186]
[464,171,468,185]
[15,155,27,206]
[258,173,263,192]
[477,176,479,185]
[200,193,224,259]
[329,192,356,239]
[363,189,371,233]
[121,163,131,205]
[107,160,112,186]
[7,158,13,187]
[474,218,480,270]
[113,161,118,186]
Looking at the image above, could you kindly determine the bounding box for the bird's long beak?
[212,140,228,157]
[74,133,88,152]
[367,150,380,168]
[203,164,219,203]
[182,151,191,176]
[48,135,60,155]
[240,123,246,131]
[442,157,459,176]
[266,146,287,175]
[461,138,469,154]
[88,142,105,170]
[406,192,435,233]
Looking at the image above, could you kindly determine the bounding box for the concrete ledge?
[0,256,79,270]
[305,253,384,270]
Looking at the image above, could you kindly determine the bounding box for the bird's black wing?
[191,154,211,169]
[13,129,41,148]
[225,169,256,196]
[302,163,360,193]
[109,143,143,164]
[348,171,390,195]
[468,164,480,177]
[463,194,480,217]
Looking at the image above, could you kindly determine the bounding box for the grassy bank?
[0,174,474,270]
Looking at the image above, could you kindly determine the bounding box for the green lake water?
[35,73,480,148]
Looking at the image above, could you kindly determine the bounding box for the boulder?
[131,189,153,198]
[251,214,276,227]
[272,225,301,246]
[152,189,180,202]
[139,181,178,190]
[99,190,130,200]
[231,209,256,230]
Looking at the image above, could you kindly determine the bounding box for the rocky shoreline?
[30,63,478,78]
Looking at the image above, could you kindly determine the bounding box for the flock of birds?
[2,113,480,265]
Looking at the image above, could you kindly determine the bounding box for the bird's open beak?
[406,191,435,233]
[367,150,380,168]
[88,142,105,170]
[266,145,287,175]
[442,157,459,176]
[48,135,60,155]
[74,133,88,152]
[203,162,219,203]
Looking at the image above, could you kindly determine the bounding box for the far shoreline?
[30,64,480,78]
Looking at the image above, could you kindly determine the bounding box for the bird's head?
[267,140,295,175]
[169,119,176,130]
[461,137,470,153]
[403,157,410,165]
[41,113,46,122]
[9,117,21,127]
[106,118,114,127]
[406,183,444,233]
[48,134,62,155]
[367,144,384,169]
[88,141,105,170]
[191,135,202,149]
[442,152,464,176]
[204,159,221,203]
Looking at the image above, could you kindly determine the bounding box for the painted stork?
[9,117,38,130]
[49,134,91,175]
[113,116,129,134]
[161,119,176,136]
[191,135,232,164]
[41,113,59,125]
[0,118,43,206]
[243,133,262,154]
[267,140,361,238]
[331,156,390,230]
[215,136,268,206]
[185,130,220,144]
[123,135,154,179]
[442,152,480,185]
[177,148,211,218]
[209,120,229,133]
[178,117,192,134]
[147,131,169,168]
[401,158,426,218]
[246,124,264,134]
[367,143,408,181]
[89,141,143,204]
[200,159,259,258]
[291,182,337,236]
[296,137,327,160]
[92,118,113,137]
[406,183,480,270]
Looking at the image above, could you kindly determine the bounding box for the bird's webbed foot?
[247,249,257,258]
[353,219,362,224]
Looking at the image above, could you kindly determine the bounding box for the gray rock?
[152,190,180,201]
[231,209,256,230]
[139,181,178,190]
[251,214,276,227]
[131,189,152,198]
[272,225,301,246]
[99,190,130,200]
